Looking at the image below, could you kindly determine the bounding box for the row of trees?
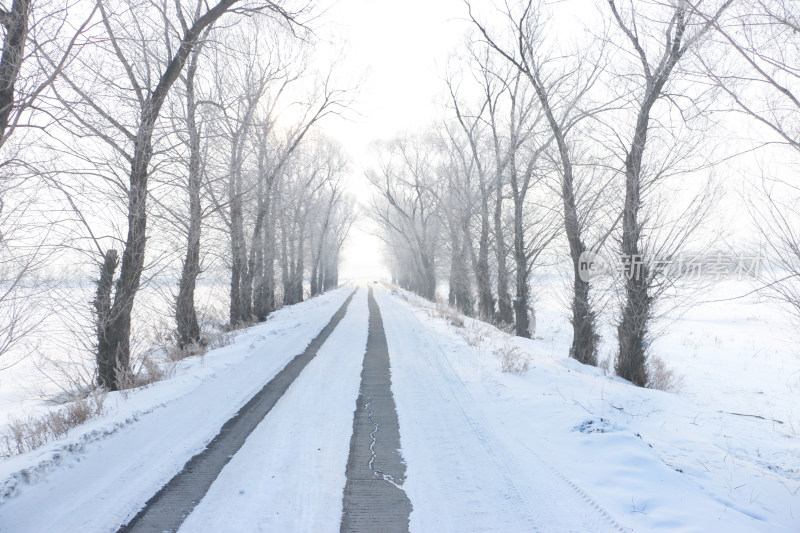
[0,0,354,389]
[371,0,799,388]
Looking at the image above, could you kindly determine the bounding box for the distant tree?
[369,135,442,300]
[445,67,497,321]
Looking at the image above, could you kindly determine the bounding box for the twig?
[719,411,784,425]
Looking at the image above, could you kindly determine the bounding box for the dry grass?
[165,341,207,362]
[1,301,246,458]
[434,297,465,328]
[461,322,488,347]
[204,329,234,350]
[646,355,684,392]
[1,390,107,457]
[496,343,530,375]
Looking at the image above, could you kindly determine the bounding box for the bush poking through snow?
[497,344,530,375]
[462,323,487,347]
[1,391,107,457]
[646,355,684,392]
[134,355,176,387]
[205,329,235,350]
[434,298,465,328]
[166,341,207,362]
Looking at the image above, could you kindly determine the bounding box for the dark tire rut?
[340,287,412,533]
[118,290,356,533]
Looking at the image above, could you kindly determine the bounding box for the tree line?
[370,0,800,388]
[0,0,354,390]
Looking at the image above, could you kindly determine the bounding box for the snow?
[375,287,626,532]
[0,287,353,532]
[178,288,368,533]
[0,281,797,532]
[384,283,799,532]
[0,280,231,425]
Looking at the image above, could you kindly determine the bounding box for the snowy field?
[394,280,799,532]
[0,279,231,425]
[0,280,797,532]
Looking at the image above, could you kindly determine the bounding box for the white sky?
[312,0,470,281]
[312,0,602,281]
[313,0,761,281]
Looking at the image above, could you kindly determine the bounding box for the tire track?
[340,287,411,533]
[117,289,356,533]
[376,288,628,532]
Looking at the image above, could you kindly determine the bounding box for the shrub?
[461,323,487,347]
[435,298,464,328]
[646,355,684,392]
[496,344,530,375]
[1,391,107,457]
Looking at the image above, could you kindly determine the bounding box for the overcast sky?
[312,0,761,283]
[310,0,469,280]
[309,0,608,280]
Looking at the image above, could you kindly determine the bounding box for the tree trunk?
[94,250,118,389]
[293,227,305,303]
[529,73,598,364]
[176,45,203,348]
[252,232,265,318]
[511,193,530,338]
[611,2,689,385]
[494,182,513,325]
[263,204,276,313]
[475,192,494,319]
[0,0,29,138]
[448,222,472,315]
[281,216,291,305]
[615,88,660,386]
[98,122,153,390]
[228,131,248,325]
[310,258,319,296]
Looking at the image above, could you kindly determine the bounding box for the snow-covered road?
[375,288,625,533]
[0,288,355,532]
[1,284,795,532]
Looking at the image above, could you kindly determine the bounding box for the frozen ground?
[394,280,799,532]
[0,280,797,532]
[0,287,353,532]
[0,279,231,425]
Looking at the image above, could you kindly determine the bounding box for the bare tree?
[47,0,309,390]
[369,135,442,299]
[691,0,800,324]
[211,25,283,326]
[446,72,496,320]
[0,1,97,364]
[463,46,561,337]
[243,73,350,315]
[308,141,348,296]
[438,131,474,315]
[0,0,98,149]
[269,135,353,305]
[173,30,213,349]
[205,23,350,325]
[503,76,561,338]
[607,0,732,386]
[468,0,606,364]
